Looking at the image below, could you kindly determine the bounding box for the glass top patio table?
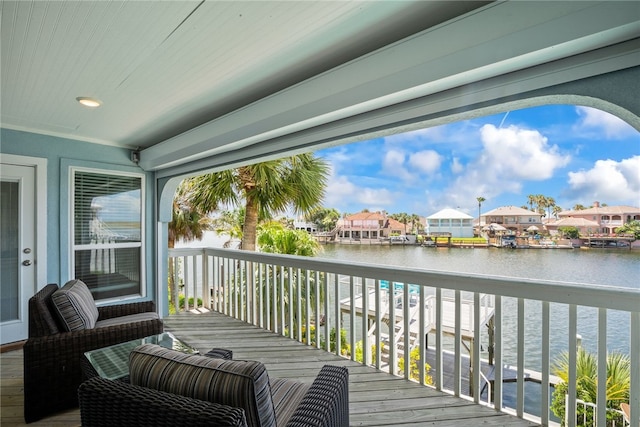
[83,331,199,380]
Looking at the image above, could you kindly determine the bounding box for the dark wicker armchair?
[79,365,349,427]
[78,344,349,427]
[24,283,164,423]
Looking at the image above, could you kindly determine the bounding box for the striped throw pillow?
[130,344,276,427]
[51,279,99,331]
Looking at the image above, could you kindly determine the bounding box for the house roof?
[559,206,640,216]
[386,218,406,230]
[482,206,542,217]
[427,208,474,220]
[546,217,600,227]
[343,212,386,221]
[2,1,638,175]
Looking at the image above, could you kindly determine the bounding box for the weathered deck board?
[164,311,539,426]
[1,311,539,426]
[0,349,80,426]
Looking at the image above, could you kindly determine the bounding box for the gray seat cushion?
[95,312,159,328]
[270,377,311,426]
[51,279,99,331]
[129,344,276,427]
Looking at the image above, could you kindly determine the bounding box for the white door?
[1,164,36,344]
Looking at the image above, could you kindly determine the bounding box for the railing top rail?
[169,247,640,312]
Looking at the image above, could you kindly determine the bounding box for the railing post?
[597,308,607,427]
[362,277,369,366]
[388,279,396,376]
[435,288,443,391]
[567,304,578,427]
[541,301,550,425]
[419,286,426,386]
[454,290,461,396]
[472,292,481,403]
[334,273,341,356]
[349,276,356,362]
[305,270,311,347]
[517,298,525,418]
[203,251,210,310]
[494,295,502,411]
[631,311,640,427]
[172,257,179,313]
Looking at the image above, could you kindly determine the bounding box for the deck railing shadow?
[168,247,639,427]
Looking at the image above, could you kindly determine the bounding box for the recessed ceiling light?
[76,97,102,108]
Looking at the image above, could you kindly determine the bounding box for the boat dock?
[338,279,496,369]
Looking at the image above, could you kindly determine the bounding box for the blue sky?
[317,105,639,218]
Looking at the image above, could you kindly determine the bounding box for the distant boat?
[421,239,436,247]
[390,235,410,244]
[500,235,517,248]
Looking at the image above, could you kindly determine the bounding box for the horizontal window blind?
[74,172,141,244]
[73,170,143,300]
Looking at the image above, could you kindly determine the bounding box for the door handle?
[22,260,32,266]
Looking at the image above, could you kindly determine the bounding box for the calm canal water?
[317,244,639,361]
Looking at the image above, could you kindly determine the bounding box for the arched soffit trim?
[157,66,639,182]
[158,176,183,223]
[154,92,637,220]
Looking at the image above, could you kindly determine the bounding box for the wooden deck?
[1,310,540,426]
[164,311,538,426]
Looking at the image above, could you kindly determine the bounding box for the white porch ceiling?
[1,1,639,174]
[1,1,485,146]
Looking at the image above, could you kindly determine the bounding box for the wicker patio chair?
[23,283,163,423]
[78,344,349,427]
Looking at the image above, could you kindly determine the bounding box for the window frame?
[70,166,146,302]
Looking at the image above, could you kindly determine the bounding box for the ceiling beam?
[141,1,640,172]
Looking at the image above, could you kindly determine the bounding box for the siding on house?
[0,128,156,302]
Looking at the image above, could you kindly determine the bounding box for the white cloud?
[323,168,396,212]
[436,124,570,212]
[451,157,464,174]
[575,106,636,139]
[382,149,412,180]
[567,155,640,205]
[409,150,442,174]
[480,124,570,180]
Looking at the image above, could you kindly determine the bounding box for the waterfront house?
[1,2,639,426]
[545,217,602,236]
[480,206,544,235]
[555,202,640,235]
[293,219,318,233]
[426,208,475,238]
[336,211,407,241]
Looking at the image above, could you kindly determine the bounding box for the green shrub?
[398,346,433,385]
[178,295,203,309]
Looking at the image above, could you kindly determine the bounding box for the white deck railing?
[168,247,639,427]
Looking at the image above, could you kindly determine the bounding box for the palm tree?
[551,347,630,425]
[211,208,244,248]
[256,221,323,335]
[527,194,537,211]
[304,207,340,232]
[389,213,410,234]
[552,204,563,219]
[257,221,321,256]
[167,184,212,310]
[573,204,587,211]
[544,196,556,220]
[185,153,329,251]
[476,196,486,224]
[409,214,421,234]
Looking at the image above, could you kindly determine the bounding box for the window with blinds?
[71,169,144,300]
